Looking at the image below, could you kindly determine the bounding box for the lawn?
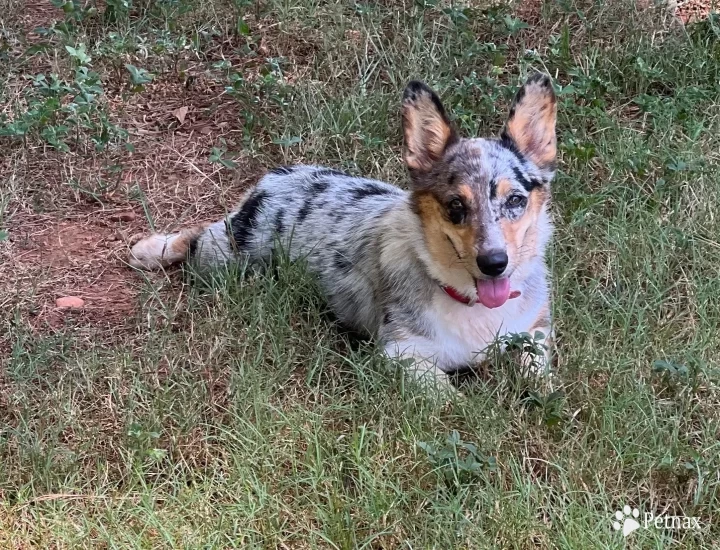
[1,0,719,548]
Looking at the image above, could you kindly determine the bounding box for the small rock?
[109,212,136,222]
[56,297,85,309]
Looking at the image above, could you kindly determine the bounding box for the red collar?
[441,285,475,306]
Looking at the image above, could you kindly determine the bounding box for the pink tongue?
[476,277,511,309]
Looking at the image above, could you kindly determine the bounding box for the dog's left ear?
[402,81,458,173]
[501,73,557,170]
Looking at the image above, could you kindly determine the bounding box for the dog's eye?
[447,198,466,224]
[506,194,527,208]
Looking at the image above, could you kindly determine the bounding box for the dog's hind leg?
[128,224,208,270]
[129,217,240,271]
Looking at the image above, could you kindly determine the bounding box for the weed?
[418,430,497,488]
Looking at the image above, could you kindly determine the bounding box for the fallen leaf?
[173,106,189,125]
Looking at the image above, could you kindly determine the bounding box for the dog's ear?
[402,81,458,173]
[501,73,557,170]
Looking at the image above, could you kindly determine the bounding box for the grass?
[1,0,720,547]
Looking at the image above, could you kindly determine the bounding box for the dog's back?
[195,165,419,333]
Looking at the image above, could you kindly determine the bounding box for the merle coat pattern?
[129,73,558,386]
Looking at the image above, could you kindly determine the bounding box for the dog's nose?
[477,251,508,277]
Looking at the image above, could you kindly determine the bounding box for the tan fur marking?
[458,184,474,203]
[505,82,557,168]
[414,193,475,271]
[169,225,208,257]
[496,178,513,197]
[501,188,547,266]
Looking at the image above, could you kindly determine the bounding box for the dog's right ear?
[402,81,458,173]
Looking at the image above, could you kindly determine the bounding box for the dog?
[129,73,557,387]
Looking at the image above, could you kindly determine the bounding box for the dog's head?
[402,73,557,308]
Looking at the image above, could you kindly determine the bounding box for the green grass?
[2,0,720,547]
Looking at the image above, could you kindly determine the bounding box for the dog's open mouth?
[476,277,521,309]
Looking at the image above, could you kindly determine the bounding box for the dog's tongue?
[476,277,511,309]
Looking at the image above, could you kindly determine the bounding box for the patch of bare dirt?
[20,0,62,32]
[674,1,715,24]
[1,213,136,331]
[1,76,259,344]
[1,13,327,346]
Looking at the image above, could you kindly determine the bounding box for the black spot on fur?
[311,179,330,195]
[231,190,267,249]
[489,178,497,200]
[512,84,527,109]
[270,165,294,175]
[188,235,199,258]
[333,250,352,272]
[296,176,330,223]
[512,166,542,191]
[274,208,285,235]
[351,183,396,201]
[498,134,526,163]
[297,198,313,223]
[526,71,552,88]
[448,173,457,186]
[383,310,393,326]
[314,168,350,178]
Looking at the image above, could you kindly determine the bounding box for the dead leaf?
[173,106,189,125]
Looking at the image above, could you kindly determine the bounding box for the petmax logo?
[643,512,702,531]
[612,505,702,538]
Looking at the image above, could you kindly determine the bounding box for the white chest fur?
[425,289,542,370]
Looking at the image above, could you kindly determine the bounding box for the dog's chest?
[426,294,538,368]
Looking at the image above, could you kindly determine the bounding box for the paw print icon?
[613,505,641,537]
